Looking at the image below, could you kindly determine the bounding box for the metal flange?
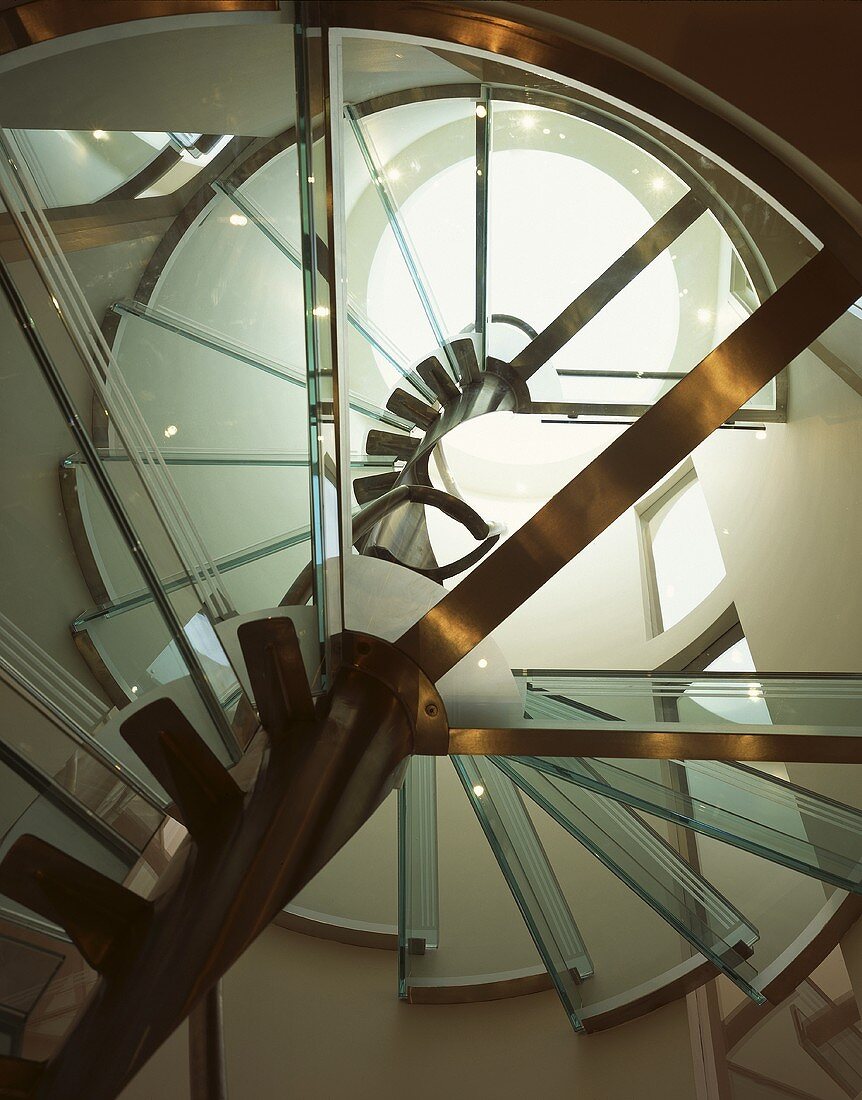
[336,630,449,755]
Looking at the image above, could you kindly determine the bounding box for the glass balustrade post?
[294,2,352,687]
[397,756,440,998]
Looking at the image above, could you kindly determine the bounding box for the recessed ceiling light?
[92,129,108,140]
[229,213,248,227]
[472,784,485,797]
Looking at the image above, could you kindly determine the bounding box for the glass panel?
[0,168,245,761]
[340,109,441,389]
[519,671,862,734]
[488,97,687,401]
[214,178,429,407]
[397,755,439,997]
[452,756,592,1031]
[1,653,165,831]
[514,756,862,893]
[356,96,478,353]
[66,430,314,620]
[494,757,764,1002]
[294,11,352,682]
[9,130,235,206]
[0,773,131,931]
[10,129,171,206]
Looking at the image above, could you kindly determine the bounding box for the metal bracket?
[337,630,449,755]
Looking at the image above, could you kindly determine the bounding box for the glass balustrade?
[398,756,439,997]
[513,671,862,743]
[0,677,164,933]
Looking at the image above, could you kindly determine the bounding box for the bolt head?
[424,702,438,717]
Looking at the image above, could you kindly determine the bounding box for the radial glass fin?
[452,756,593,1031]
[493,757,764,1002]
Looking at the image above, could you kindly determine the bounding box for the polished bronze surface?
[58,466,111,607]
[282,482,491,606]
[366,429,420,461]
[416,354,460,404]
[447,727,862,763]
[407,968,559,1005]
[0,1,277,55]
[0,618,421,1099]
[761,895,862,1006]
[0,1054,43,1098]
[70,626,131,710]
[352,469,399,505]
[121,700,244,842]
[102,147,181,204]
[370,533,501,584]
[336,630,448,755]
[581,957,721,1034]
[356,485,490,543]
[398,250,862,682]
[0,835,152,977]
[723,895,862,1051]
[188,983,227,1100]
[385,387,438,430]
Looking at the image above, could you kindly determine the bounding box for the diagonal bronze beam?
[510,190,705,381]
[446,726,862,763]
[398,249,861,682]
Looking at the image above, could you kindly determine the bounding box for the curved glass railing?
[0,667,164,930]
[8,130,233,206]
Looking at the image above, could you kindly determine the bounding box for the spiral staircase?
[0,3,862,1099]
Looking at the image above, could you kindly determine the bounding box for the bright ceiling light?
[229,213,248,227]
[475,103,487,119]
[472,784,485,797]
[92,129,108,141]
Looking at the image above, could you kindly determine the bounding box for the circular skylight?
[368,143,680,403]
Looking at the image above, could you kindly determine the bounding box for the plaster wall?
[118,923,698,1100]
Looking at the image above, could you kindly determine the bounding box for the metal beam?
[397,249,862,683]
[509,191,705,381]
[447,726,862,763]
